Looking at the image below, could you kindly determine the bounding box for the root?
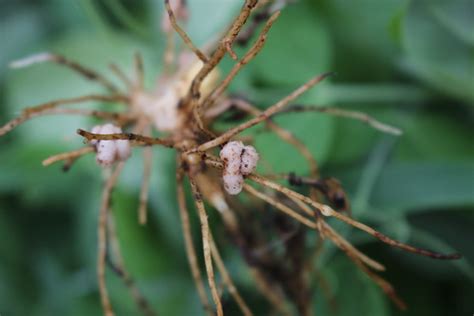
[203,11,281,109]
[10,52,120,93]
[134,52,145,89]
[42,146,94,167]
[279,105,402,135]
[195,72,334,152]
[248,173,461,260]
[176,170,212,315]
[107,213,157,316]
[188,176,224,316]
[0,96,127,137]
[138,128,153,225]
[97,162,126,316]
[109,63,133,90]
[77,129,175,148]
[164,0,208,63]
[209,234,253,316]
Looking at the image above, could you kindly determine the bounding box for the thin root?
[280,105,402,135]
[109,63,133,90]
[247,173,461,260]
[188,176,224,316]
[210,229,253,316]
[139,140,153,225]
[107,212,157,316]
[134,52,145,89]
[0,105,128,137]
[77,129,175,148]
[204,11,280,109]
[195,72,334,152]
[98,162,126,316]
[10,52,120,93]
[176,170,213,315]
[42,146,94,167]
[164,0,208,63]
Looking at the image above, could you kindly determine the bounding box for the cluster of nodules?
[90,124,131,167]
[220,141,259,195]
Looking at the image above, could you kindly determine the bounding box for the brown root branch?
[77,129,175,148]
[280,105,402,135]
[42,146,94,167]
[176,172,213,315]
[188,176,224,316]
[10,52,120,93]
[195,72,334,152]
[164,0,208,63]
[98,162,126,316]
[248,173,461,260]
[0,96,127,137]
[204,11,280,109]
[107,213,157,316]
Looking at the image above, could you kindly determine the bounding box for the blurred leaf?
[325,106,386,166]
[102,0,150,38]
[0,8,45,80]
[5,29,157,143]
[370,162,474,212]
[407,227,474,280]
[254,112,335,174]
[0,144,96,204]
[314,256,390,316]
[401,0,474,103]
[429,0,474,46]
[113,190,170,277]
[395,109,474,162]
[186,0,242,45]
[317,0,403,81]
[251,1,331,86]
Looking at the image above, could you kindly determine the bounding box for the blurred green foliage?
[0,0,473,315]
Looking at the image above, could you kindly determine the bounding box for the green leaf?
[398,226,474,281]
[314,256,390,316]
[113,190,172,278]
[5,30,157,142]
[370,162,474,212]
[317,0,403,81]
[401,0,474,103]
[186,0,243,45]
[394,109,474,162]
[250,1,331,86]
[429,0,474,46]
[254,112,335,174]
[0,8,45,81]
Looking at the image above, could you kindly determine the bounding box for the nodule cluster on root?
[90,124,131,167]
[220,141,259,195]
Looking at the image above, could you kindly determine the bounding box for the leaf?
[314,255,390,316]
[0,143,97,203]
[407,226,474,280]
[0,8,45,81]
[4,30,156,143]
[112,190,173,278]
[429,0,474,46]
[394,109,474,162]
[250,1,331,86]
[254,112,335,174]
[316,0,404,81]
[370,162,474,212]
[401,0,474,103]
[185,0,243,46]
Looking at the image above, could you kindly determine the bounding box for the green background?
[0,0,473,315]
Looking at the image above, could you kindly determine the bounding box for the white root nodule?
[90,124,131,167]
[220,141,259,195]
